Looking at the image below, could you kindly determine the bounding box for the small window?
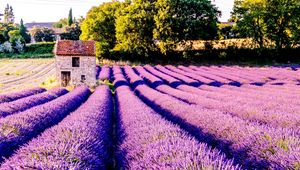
[72,57,80,67]
[81,75,86,82]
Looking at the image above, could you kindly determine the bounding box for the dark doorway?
[61,71,71,87]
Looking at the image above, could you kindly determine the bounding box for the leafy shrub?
[0,42,13,53]
[26,42,55,54]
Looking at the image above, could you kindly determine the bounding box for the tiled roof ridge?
[55,40,96,57]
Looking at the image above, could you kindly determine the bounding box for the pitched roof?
[25,22,55,29]
[55,40,96,57]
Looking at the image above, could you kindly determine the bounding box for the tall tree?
[115,0,157,57]
[81,1,125,56]
[231,0,300,49]
[31,27,55,42]
[231,0,266,48]
[19,19,31,43]
[60,24,82,40]
[68,8,73,26]
[4,4,14,24]
[154,0,220,54]
[264,0,300,49]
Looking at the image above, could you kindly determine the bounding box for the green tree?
[231,0,266,48]
[60,24,82,40]
[68,8,73,26]
[264,0,300,49]
[115,0,157,57]
[53,18,68,28]
[8,29,25,53]
[231,0,300,49]
[154,0,220,54]
[19,19,31,43]
[8,30,22,43]
[81,1,125,56]
[31,27,55,42]
[0,23,16,42]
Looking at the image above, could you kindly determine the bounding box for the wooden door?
[61,71,71,87]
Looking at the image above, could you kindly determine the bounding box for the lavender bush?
[0,87,46,104]
[0,86,112,169]
[113,66,241,169]
[98,65,111,81]
[0,88,68,118]
[0,86,90,162]
[124,66,300,169]
[154,65,201,86]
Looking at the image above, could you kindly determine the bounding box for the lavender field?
[0,64,300,169]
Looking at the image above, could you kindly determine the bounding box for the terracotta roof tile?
[55,40,96,56]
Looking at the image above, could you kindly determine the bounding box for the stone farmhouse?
[55,40,96,87]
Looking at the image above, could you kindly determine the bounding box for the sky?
[0,0,234,24]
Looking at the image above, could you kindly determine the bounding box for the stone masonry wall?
[56,56,96,87]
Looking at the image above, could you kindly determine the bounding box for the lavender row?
[154,65,201,86]
[0,86,112,169]
[197,85,300,115]
[164,65,222,84]
[113,66,240,169]
[0,87,46,104]
[192,66,267,84]
[141,65,300,109]
[190,65,300,84]
[161,67,295,108]
[0,88,68,118]
[98,65,111,81]
[209,85,300,107]
[137,66,300,130]
[143,65,182,87]
[197,85,300,107]
[177,66,232,85]
[0,86,90,162]
[123,66,300,169]
[180,85,300,130]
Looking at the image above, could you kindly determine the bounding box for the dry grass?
[0,58,56,93]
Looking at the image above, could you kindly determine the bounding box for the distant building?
[25,22,55,29]
[25,22,64,43]
[55,40,96,87]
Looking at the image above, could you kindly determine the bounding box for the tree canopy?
[231,0,300,49]
[154,0,220,54]
[115,0,156,57]
[31,27,55,42]
[80,2,125,56]
[19,19,31,43]
[81,0,220,58]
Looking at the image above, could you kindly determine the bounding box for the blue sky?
[0,0,234,23]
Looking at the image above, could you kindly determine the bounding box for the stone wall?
[56,56,96,87]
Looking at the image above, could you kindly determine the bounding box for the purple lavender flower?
[0,86,112,170]
[0,86,90,162]
[98,65,111,81]
[0,87,46,104]
[124,65,300,169]
[113,66,241,169]
[0,88,68,118]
